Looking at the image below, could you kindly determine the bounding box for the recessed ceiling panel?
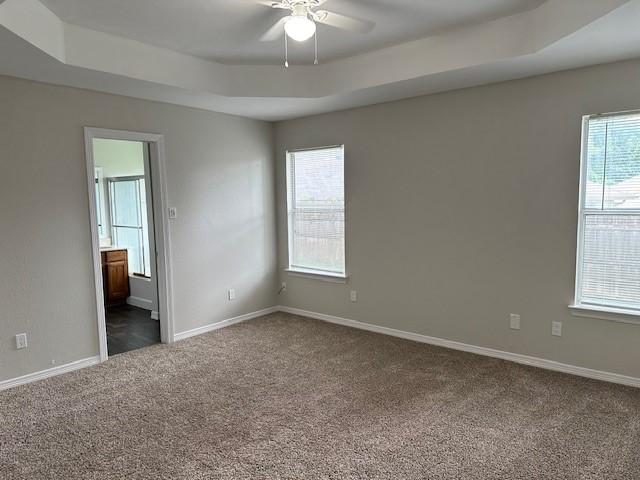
[40,0,546,64]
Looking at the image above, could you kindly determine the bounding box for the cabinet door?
[106,260,129,302]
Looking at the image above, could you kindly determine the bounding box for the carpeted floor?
[2,312,640,479]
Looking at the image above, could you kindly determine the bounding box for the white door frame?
[84,127,175,361]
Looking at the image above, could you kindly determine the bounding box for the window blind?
[577,112,640,310]
[286,146,345,275]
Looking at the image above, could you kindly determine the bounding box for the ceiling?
[1,0,640,120]
[40,0,545,64]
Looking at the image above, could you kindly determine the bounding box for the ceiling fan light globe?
[284,15,316,42]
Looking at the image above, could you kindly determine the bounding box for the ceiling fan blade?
[314,10,375,34]
[248,0,275,7]
[260,16,288,41]
[247,0,289,9]
[262,0,293,9]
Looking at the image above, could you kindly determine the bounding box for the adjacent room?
[93,138,160,356]
[1,0,640,478]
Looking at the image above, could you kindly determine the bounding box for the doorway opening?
[85,128,174,360]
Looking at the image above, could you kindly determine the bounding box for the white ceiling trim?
[0,0,637,120]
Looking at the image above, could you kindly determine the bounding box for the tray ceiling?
[40,0,545,64]
[2,0,639,120]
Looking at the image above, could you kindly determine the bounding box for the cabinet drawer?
[104,249,127,263]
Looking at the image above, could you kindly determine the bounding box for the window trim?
[572,114,592,310]
[568,303,640,325]
[285,144,346,279]
[285,268,349,283]
[571,111,640,322]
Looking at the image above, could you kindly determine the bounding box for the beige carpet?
[2,312,640,479]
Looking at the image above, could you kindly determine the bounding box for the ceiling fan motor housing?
[291,4,308,17]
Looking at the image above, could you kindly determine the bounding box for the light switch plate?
[228,289,236,301]
[552,321,562,337]
[168,207,177,219]
[509,314,521,330]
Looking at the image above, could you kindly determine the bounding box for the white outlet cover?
[350,290,357,302]
[509,314,521,330]
[15,333,28,349]
[228,289,236,300]
[552,321,562,337]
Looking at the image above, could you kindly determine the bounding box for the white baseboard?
[173,306,279,341]
[0,356,101,391]
[278,306,640,389]
[127,296,153,310]
[1,307,278,391]
[4,306,637,392]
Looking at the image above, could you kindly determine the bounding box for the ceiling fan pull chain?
[314,29,318,65]
[284,34,289,68]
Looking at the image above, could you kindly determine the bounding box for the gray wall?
[3,58,640,384]
[0,75,277,382]
[275,58,640,378]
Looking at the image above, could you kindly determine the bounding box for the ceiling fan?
[254,0,375,67]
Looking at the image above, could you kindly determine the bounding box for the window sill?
[130,274,151,282]
[568,304,640,325]
[285,268,348,284]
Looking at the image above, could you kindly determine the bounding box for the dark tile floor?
[106,304,160,356]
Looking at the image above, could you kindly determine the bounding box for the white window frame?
[108,175,151,277]
[570,111,640,324]
[285,145,347,282]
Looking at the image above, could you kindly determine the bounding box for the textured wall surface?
[3,58,640,384]
[275,58,640,378]
[0,75,277,381]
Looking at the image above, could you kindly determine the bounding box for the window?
[575,111,640,313]
[286,146,345,277]
[109,176,151,277]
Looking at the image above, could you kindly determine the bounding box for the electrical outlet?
[350,290,357,302]
[552,321,562,337]
[228,289,236,301]
[168,207,177,219]
[281,282,287,292]
[509,313,521,330]
[15,333,28,350]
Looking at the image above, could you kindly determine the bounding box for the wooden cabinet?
[101,249,129,305]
